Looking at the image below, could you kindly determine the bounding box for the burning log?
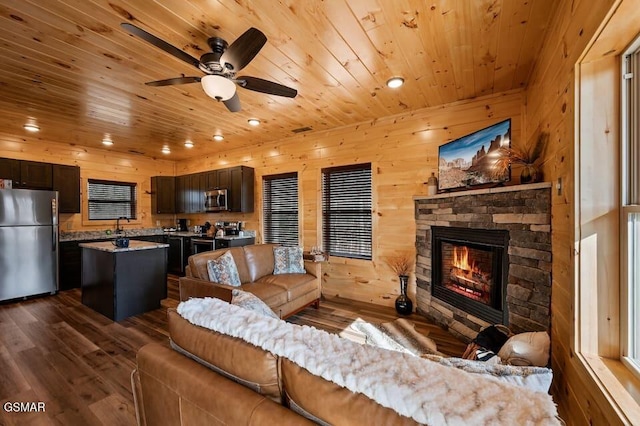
[450,266,491,293]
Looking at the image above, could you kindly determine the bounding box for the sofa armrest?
[179,276,234,302]
[303,260,321,278]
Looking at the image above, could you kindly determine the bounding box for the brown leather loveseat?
[179,243,321,318]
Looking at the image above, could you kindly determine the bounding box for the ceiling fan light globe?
[201,75,236,101]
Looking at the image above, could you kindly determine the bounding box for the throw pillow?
[273,246,305,274]
[422,354,553,393]
[206,251,241,286]
[497,331,550,367]
[231,289,279,319]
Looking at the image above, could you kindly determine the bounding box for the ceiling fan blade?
[145,76,202,87]
[223,92,241,112]
[237,76,297,98]
[121,23,201,70]
[220,28,267,72]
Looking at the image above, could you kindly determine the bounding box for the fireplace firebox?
[431,227,509,325]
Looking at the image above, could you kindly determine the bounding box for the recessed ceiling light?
[23,123,40,132]
[386,77,404,88]
[213,134,224,142]
[184,140,194,148]
[248,118,260,126]
[162,146,171,154]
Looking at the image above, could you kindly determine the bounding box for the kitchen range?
[165,221,255,274]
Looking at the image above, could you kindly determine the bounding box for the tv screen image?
[438,119,511,191]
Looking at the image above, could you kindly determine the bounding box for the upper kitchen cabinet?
[205,170,218,190]
[217,168,231,190]
[151,176,176,214]
[175,175,189,214]
[0,158,20,183]
[189,173,206,213]
[53,164,80,213]
[229,166,254,213]
[19,161,53,189]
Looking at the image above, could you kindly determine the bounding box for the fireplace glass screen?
[431,226,509,324]
[441,242,495,306]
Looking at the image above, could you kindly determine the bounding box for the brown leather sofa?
[179,243,321,319]
[131,309,418,425]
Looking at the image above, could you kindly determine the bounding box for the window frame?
[321,163,372,261]
[87,178,137,221]
[621,42,640,381]
[262,172,299,246]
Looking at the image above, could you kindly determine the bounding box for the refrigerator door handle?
[51,197,57,251]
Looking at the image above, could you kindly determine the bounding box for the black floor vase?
[395,275,413,315]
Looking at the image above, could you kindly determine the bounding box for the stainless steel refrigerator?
[0,189,58,301]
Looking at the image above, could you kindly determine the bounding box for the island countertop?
[79,240,169,253]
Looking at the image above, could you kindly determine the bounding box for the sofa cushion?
[281,359,417,425]
[167,310,282,402]
[243,243,278,282]
[188,247,251,283]
[207,252,241,286]
[231,289,279,319]
[255,273,317,302]
[273,246,305,274]
[239,282,289,310]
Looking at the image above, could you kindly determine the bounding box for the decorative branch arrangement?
[494,132,550,183]
[385,253,414,277]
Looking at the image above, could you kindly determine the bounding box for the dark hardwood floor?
[0,277,465,425]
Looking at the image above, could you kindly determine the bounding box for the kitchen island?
[80,240,169,321]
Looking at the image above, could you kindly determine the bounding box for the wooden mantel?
[413,182,552,201]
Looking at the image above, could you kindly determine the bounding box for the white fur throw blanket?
[177,298,560,425]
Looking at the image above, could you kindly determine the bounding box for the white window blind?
[322,163,372,260]
[263,172,299,246]
[87,179,137,220]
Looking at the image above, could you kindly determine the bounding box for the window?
[322,163,372,260]
[262,172,299,245]
[87,179,137,220]
[623,45,640,377]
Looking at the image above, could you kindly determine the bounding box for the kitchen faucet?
[116,216,130,234]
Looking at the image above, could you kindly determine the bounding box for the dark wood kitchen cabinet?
[53,164,81,213]
[229,166,254,213]
[205,170,218,190]
[188,173,206,213]
[216,168,231,190]
[59,241,83,290]
[151,176,176,214]
[0,158,20,183]
[0,159,52,189]
[175,175,188,214]
[19,160,53,189]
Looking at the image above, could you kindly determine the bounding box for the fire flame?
[453,246,478,272]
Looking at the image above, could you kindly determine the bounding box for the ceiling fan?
[121,23,297,112]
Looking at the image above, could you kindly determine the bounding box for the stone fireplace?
[414,183,552,342]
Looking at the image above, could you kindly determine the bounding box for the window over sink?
[87,179,137,220]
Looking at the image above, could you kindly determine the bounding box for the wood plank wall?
[179,91,524,307]
[0,133,175,232]
[522,0,631,423]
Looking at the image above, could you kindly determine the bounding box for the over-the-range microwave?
[204,189,228,212]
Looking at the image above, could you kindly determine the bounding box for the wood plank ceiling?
[0,0,558,160]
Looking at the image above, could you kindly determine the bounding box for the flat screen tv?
[438,119,511,191]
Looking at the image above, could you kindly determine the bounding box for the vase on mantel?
[395,275,413,315]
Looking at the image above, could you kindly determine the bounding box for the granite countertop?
[61,228,256,242]
[79,240,169,253]
[166,231,256,240]
[60,228,165,242]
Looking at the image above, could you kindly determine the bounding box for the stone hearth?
[413,183,552,342]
